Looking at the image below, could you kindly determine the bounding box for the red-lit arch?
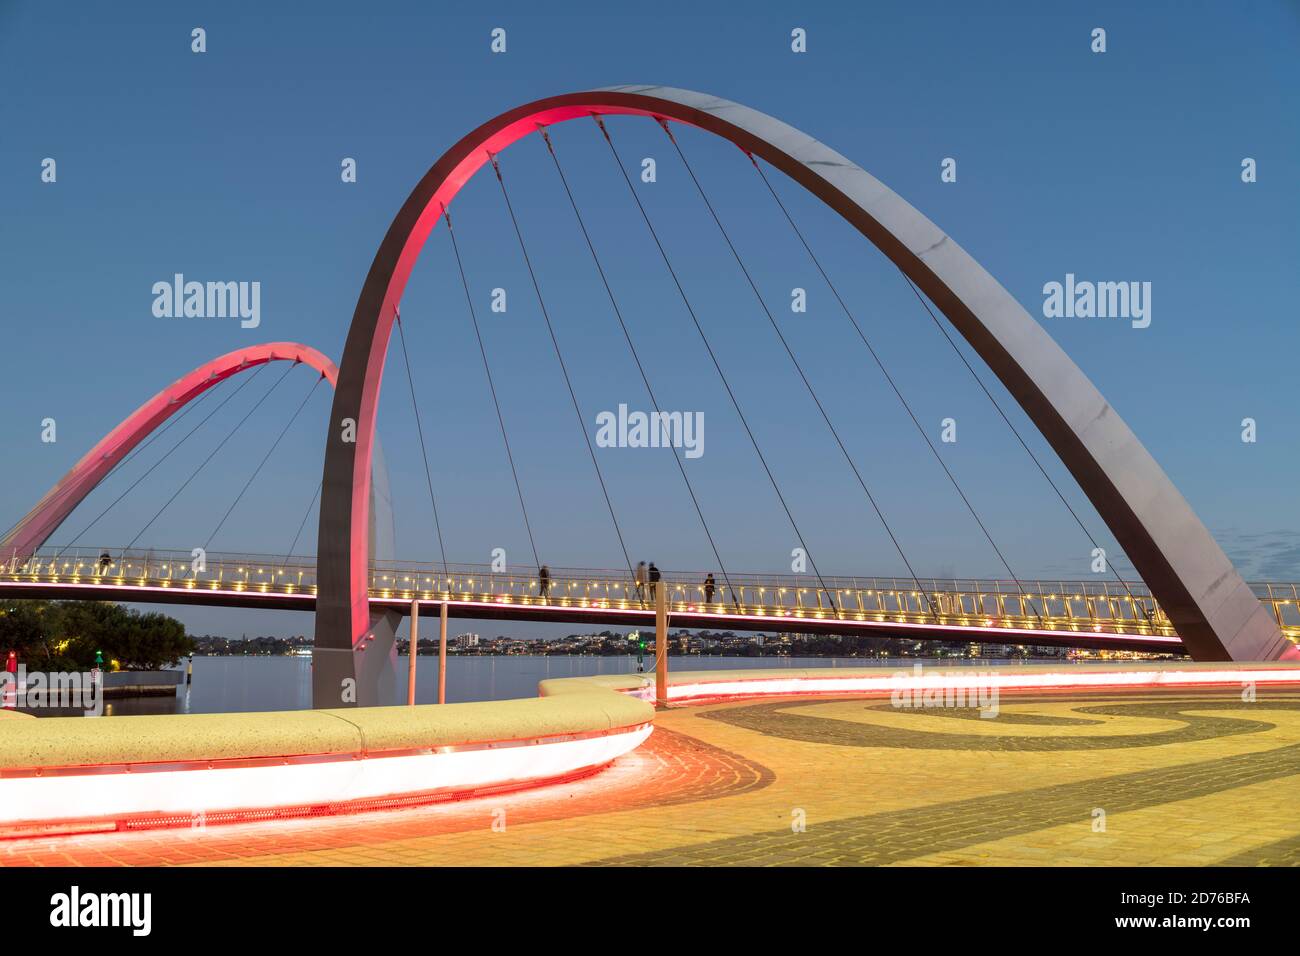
[315,86,1289,708]
[0,342,382,563]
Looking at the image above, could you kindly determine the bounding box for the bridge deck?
[9,549,1300,653]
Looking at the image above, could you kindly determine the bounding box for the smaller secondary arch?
[1,343,392,564]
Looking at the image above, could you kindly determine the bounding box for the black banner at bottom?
[0,865,1286,943]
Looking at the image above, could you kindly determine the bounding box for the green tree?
[0,600,194,671]
[0,600,64,666]
[107,610,192,670]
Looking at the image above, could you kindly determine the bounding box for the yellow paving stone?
[14,686,1284,867]
[889,774,1300,866]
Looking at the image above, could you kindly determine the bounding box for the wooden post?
[438,600,449,705]
[406,599,419,705]
[655,578,668,709]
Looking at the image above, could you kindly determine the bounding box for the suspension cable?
[443,206,541,572]
[283,480,322,562]
[594,115,837,609]
[203,369,323,553]
[55,366,266,559]
[394,306,450,578]
[747,154,1042,622]
[667,122,942,619]
[538,124,742,609]
[123,362,295,554]
[489,151,637,587]
[896,271,1142,610]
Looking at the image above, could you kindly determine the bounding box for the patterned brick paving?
[700,696,1296,751]
[1215,833,1300,866]
[2,687,1298,866]
[591,730,1300,865]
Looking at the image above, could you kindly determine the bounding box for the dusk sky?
[2,1,1297,640]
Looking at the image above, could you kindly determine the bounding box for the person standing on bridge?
[538,565,551,600]
[97,552,112,576]
[704,573,716,605]
[648,562,661,601]
[634,561,647,603]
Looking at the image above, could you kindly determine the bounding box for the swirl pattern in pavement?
[698,696,1298,751]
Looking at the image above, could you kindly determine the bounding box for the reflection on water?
[101,654,928,716]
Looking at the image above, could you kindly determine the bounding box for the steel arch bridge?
[310,85,1289,706]
[3,87,1294,712]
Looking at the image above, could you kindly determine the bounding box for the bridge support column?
[655,581,669,709]
[406,599,419,706]
[438,601,448,705]
[313,607,399,708]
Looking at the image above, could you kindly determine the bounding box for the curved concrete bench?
[0,680,652,836]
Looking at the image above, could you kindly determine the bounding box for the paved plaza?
[4,686,1299,866]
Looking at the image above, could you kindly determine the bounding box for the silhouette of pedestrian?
[97,552,112,575]
[648,562,661,601]
[634,561,647,603]
[704,572,716,605]
[538,564,551,600]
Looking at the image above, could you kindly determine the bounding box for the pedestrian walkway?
[3,686,1298,866]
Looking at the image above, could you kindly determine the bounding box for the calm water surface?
[102,655,1004,716]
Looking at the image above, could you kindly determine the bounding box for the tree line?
[0,600,195,671]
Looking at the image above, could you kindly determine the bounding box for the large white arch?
[314,86,1290,708]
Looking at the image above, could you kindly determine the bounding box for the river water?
[101,654,995,716]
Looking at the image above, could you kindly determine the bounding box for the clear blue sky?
[1,1,1297,639]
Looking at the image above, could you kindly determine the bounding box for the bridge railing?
[2,547,1210,639]
[1253,582,1300,629]
[12,547,1298,642]
[364,561,1176,631]
[9,548,325,595]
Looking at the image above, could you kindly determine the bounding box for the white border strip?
[665,667,1300,701]
[0,725,652,828]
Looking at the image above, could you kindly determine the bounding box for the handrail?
[14,546,1299,641]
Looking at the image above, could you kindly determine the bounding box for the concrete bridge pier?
[313,607,400,708]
